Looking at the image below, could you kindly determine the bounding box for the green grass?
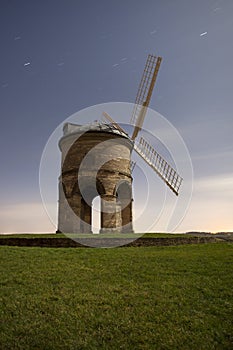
[1,243,232,349]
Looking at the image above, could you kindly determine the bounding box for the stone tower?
[57,121,134,233]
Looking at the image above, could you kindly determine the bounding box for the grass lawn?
[0,243,232,349]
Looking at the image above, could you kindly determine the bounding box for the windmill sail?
[131,55,162,140]
[102,111,128,136]
[134,136,183,195]
[130,160,136,172]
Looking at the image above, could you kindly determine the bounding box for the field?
[1,242,233,349]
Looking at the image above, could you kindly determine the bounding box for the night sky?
[1,0,233,233]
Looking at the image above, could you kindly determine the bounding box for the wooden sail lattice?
[100,53,183,196]
[130,160,136,172]
[102,111,128,136]
[131,55,162,140]
[134,136,183,195]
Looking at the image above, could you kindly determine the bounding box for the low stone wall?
[0,236,218,248]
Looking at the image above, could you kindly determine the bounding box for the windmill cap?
[63,121,130,139]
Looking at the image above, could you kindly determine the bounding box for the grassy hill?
[1,242,232,349]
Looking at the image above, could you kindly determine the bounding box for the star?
[200,31,207,37]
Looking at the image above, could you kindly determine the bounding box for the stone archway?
[71,177,106,233]
[57,123,134,234]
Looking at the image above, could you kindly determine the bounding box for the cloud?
[191,148,233,161]
[0,202,55,233]
[177,173,233,232]
[195,173,233,194]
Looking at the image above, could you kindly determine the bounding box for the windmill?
[102,54,183,197]
[57,54,183,235]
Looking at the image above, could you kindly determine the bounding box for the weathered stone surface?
[57,122,134,233]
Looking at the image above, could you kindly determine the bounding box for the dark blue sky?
[0,0,232,232]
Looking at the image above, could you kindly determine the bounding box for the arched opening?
[73,177,105,233]
[66,176,131,234]
[92,196,101,233]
